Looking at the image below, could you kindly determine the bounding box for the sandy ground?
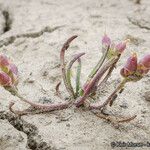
[0,0,150,149]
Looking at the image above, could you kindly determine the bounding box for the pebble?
[119,101,128,109]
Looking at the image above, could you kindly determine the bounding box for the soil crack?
[127,16,150,30]
[0,25,64,48]
[2,10,12,33]
[0,111,54,150]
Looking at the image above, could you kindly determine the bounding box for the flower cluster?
[0,54,18,87]
[120,53,150,80]
[102,34,129,58]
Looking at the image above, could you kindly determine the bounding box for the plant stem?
[55,81,62,98]
[90,78,127,109]
[85,46,109,86]
[92,110,136,124]
[75,57,118,107]
[98,54,121,89]
[60,35,78,98]
[6,87,70,111]
[9,101,30,115]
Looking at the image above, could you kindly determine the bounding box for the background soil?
[0,0,150,149]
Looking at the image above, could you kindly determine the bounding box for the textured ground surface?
[0,0,150,149]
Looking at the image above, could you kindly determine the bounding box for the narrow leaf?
[85,46,109,85]
[66,52,85,98]
[75,57,118,107]
[75,57,82,97]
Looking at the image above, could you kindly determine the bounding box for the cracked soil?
[0,0,150,150]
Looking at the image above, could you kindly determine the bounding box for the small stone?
[42,71,48,76]
[66,123,70,127]
[119,101,128,109]
[144,91,150,101]
[24,77,35,84]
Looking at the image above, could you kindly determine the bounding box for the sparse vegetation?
[0,34,150,125]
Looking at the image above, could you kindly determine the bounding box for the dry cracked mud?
[0,0,150,150]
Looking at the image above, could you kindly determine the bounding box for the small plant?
[0,54,69,114]
[0,35,150,125]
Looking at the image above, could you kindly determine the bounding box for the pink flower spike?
[120,53,137,77]
[137,54,150,74]
[139,54,150,69]
[102,34,111,47]
[0,54,18,86]
[0,54,10,67]
[0,71,12,86]
[115,39,130,54]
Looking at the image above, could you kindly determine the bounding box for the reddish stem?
[9,100,69,115]
[90,79,127,110]
[60,35,78,98]
[7,87,70,112]
[75,57,117,107]
[55,81,62,98]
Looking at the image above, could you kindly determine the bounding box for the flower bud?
[0,54,18,86]
[120,53,137,77]
[9,63,18,76]
[0,54,10,67]
[0,71,12,86]
[102,34,111,47]
[115,39,129,54]
[139,54,150,69]
[137,54,150,75]
[0,54,11,74]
